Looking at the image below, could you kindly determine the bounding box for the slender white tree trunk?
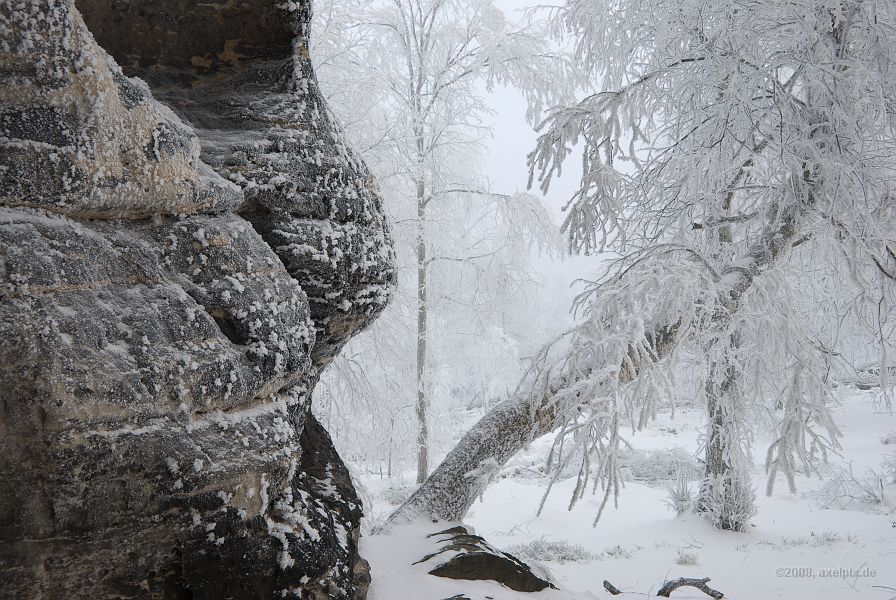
[696,337,755,531]
[415,173,429,484]
[695,219,755,530]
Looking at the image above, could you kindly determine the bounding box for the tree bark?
[657,577,724,599]
[695,208,754,530]
[413,40,429,483]
[695,341,755,531]
[415,173,429,485]
[700,358,738,502]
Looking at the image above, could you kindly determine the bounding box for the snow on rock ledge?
[0,1,394,598]
[418,526,556,593]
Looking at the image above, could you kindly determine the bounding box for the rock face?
[0,0,394,598]
[417,526,555,593]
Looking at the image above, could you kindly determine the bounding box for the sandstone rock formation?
[416,526,555,593]
[0,0,395,598]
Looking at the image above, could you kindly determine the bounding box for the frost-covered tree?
[311,0,568,482]
[389,0,896,530]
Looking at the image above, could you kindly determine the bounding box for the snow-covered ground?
[357,390,896,599]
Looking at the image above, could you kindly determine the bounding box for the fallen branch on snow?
[602,577,724,598]
[657,577,724,598]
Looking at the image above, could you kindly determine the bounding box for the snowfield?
[359,389,896,599]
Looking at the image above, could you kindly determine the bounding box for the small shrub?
[812,531,842,546]
[815,465,886,509]
[884,451,896,485]
[619,447,701,484]
[506,538,597,564]
[664,470,695,516]
[600,544,638,560]
[675,549,699,565]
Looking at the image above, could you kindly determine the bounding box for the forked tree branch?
[657,577,724,599]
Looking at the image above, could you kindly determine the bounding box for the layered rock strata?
[0,1,394,598]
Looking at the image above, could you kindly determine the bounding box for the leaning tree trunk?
[391,389,551,522]
[386,192,813,526]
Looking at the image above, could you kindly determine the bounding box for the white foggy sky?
[480,1,578,223]
[481,0,597,299]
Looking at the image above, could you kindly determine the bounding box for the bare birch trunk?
[415,174,429,484]
[695,339,755,531]
[695,212,754,529]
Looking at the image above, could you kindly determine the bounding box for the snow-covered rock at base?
[418,525,555,592]
[363,521,591,600]
[0,0,394,598]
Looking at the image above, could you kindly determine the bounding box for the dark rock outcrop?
[0,0,394,598]
[416,526,555,593]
